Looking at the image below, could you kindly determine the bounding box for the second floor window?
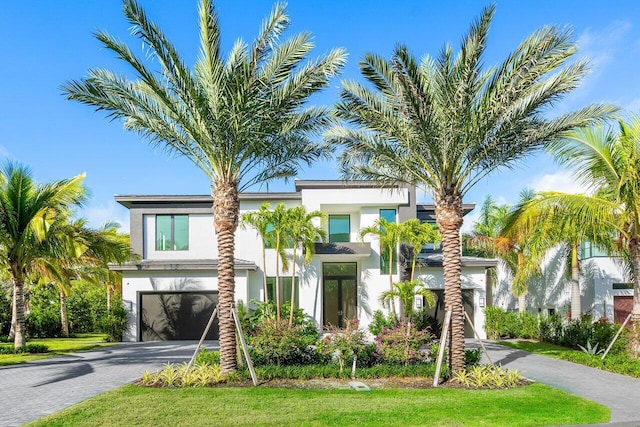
[156,214,189,251]
[379,209,397,274]
[329,215,350,243]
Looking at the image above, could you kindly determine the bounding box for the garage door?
[140,291,219,341]
[614,295,632,325]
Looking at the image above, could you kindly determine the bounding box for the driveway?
[477,340,640,425]
[0,341,218,427]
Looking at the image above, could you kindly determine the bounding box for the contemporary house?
[112,180,496,341]
[493,242,632,323]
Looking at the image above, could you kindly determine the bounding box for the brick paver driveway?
[0,341,218,427]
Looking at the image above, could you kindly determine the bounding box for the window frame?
[155,214,189,251]
[379,209,397,275]
[329,214,351,243]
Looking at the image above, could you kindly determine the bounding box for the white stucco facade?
[113,181,494,341]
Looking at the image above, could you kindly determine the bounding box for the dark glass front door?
[323,263,357,328]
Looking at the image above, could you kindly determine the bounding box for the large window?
[266,277,299,306]
[329,215,350,243]
[156,215,189,251]
[580,241,608,259]
[379,209,397,274]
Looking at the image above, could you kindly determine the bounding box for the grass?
[27,383,608,427]
[498,340,640,378]
[0,333,110,366]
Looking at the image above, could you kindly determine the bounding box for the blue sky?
[2,1,640,232]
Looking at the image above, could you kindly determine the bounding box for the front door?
[323,263,357,328]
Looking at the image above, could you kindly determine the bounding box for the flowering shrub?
[374,322,435,366]
[321,318,366,373]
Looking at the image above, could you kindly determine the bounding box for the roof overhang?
[110,258,257,272]
[312,242,371,257]
[415,253,497,268]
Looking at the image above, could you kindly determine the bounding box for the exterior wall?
[492,245,629,321]
[118,183,491,341]
[415,266,488,339]
[121,269,250,341]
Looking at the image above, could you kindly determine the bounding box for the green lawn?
[497,340,640,378]
[28,383,608,427]
[0,334,110,366]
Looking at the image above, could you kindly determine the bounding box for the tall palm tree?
[63,0,345,373]
[268,203,291,320]
[241,203,274,303]
[285,206,326,326]
[327,5,613,372]
[0,163,86,349]
[401,218,441,282]
[360,217,404,319]
[531,117,640,356]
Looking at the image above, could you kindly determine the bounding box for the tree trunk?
[434,193,465,374]
[388,248,397,320]
[261,244,268,303]
[275,243,281,320]
[570,243,581,320]
[289,247,297,326]
[518,294,526,314]
[485,268,494,307]
[12,267,26,349]
[629,237,640,358]
[8,288,16,341]
[213,181,240,374]
[60,288,69,338]
[106,284,112,313]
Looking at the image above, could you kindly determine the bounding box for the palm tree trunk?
[106,284,112,313]
[11,266,26,349]
[518,294,526,314]
[8,288,16,341]
[213,181,239,374]
[275,243,281,320]
[261,245,268,303]
[60,288,69,338]
[388,248,397,320]
[289,247,297,326]
[629,237,640,358]
[434,193,465,374]
[485,268,494,307]
[570,243,581,319]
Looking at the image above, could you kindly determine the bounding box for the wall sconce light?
[479,297,485,308]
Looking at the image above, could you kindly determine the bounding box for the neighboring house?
[112,180,496,341]
[493,242,632,323]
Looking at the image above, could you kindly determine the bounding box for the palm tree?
[285,206,326,326]
[327,4,613,372]
[241,203,274,303]
[502,191,613,318]
[464,196,510,307]
[401,218,441,282]
[380,280,435,323]
[529,117,640,356]
[0,162,86,349]
[268,203,290,320]
[63,0,345,373]
[360,217,404,319]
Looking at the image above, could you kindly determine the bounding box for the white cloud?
[82,200,130,232]
[0,145,10,159]
[461,209,480,234]
[530,169,591,194]
[625,97,640,114]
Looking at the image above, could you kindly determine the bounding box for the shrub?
[368,310,395,336]
[374,322,434,366]
[320,318,366,373]
[519,312,541,339]
[67,281,107,334]
[99,300,129,342]
[484,307,506,339]
[540,314,564,344]
[465,348,482,367]
[484,307,540,339]
[195,349,220,366]
[249,319,319,366]
[0,343,49,354]
[139,363,225,387]
[452,365,523,389]
[25,308,62,338]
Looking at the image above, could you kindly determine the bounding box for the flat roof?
[115,192,301,208]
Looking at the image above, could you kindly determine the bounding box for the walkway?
[0,341,216,427]
[477,340,640,425]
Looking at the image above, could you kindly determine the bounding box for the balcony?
[312,242,371,257]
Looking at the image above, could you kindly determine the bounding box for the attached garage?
[614,295,633,325]
[139,291,218,341]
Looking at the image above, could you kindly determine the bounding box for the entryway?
[322,263,357,328]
